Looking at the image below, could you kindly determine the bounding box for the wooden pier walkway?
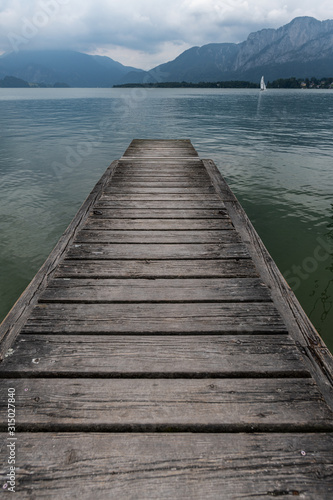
[0,139,333,498]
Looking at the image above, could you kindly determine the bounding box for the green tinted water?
[0,88,332,349]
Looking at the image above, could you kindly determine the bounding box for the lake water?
[0,88,332,350]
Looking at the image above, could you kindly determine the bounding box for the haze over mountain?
[0,17,332,87]
[123,17,333,84]
[0,50,143,88]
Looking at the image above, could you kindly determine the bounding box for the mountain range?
[130,17,333,84]
[0,16,332,87]
[0,50,143,87]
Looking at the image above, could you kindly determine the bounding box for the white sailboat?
[260,76,267,91]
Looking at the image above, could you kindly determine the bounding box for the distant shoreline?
[113,77,333,90]
[113,81,258,89]
[1,76,333,90]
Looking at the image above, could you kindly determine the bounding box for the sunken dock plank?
[1,139,333,498]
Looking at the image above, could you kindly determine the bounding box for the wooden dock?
[1,139,333,498]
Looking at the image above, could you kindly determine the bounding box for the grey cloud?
[0,0,332,67]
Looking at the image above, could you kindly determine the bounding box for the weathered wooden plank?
[105,187,216,194]
[84,218,233,231]
[125,145,196,150]
[0,379,332,430]
[110,183,211,188]
[115,160,205,168]
[114,167,206,175]
[117,160,205,166]
[122,144,197,150]
[75,230,239,244]
[39,278,272,303]
[87,209,229,219]
[123,146,188,151]
[0,335,309,377]
[95,200,225,209]
[110,181,212,187]
[123,147,199,158]
[55,259,259,279]
[100,193,221,200]
[123,150,199,158]
[123,144,198,151]
[111,174,210,181]
[114,166,205,172]
[114,163,205,169]
[88,208,228,219]
[2,433,332,499]
[66,242,250,260]
[126,139,196,148]
[120,151,201,157]
[22,302,286,334]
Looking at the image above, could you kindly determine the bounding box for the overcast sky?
[0,0,332,69]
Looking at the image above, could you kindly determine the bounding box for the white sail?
[260,76,267,91]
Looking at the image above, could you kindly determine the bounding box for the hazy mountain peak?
[124,16,333,85]
[0,49,142,87]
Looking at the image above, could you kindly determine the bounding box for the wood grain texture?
[75,230,238,244]
[55,259,259,278]
[38,277,272,303]
[123,145,198,153]
[119,157,202,161]
[122,152,199,159]
[123,149,199,158]
[124,139,197,149]
[100,193,222,199]
[0,379,332,430]
[1,433,332,499]
[111,175,210,182]
[95,199,225,209]
[86,209,229,219]
[0,335,309,377]
[84,218,233,231]
[105,187,217,194]
[66,242,250,260]
[110,181,213,187]
[22,302,286,334]
[115,164,205,169]
[114,168,207,176]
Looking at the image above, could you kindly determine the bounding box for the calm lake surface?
[0,88,332,350]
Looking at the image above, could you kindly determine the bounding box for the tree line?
[267,77,333,89]
[114,77,333,89]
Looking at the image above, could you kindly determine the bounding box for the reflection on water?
[0,88,332,350]
[308,206,333,330]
